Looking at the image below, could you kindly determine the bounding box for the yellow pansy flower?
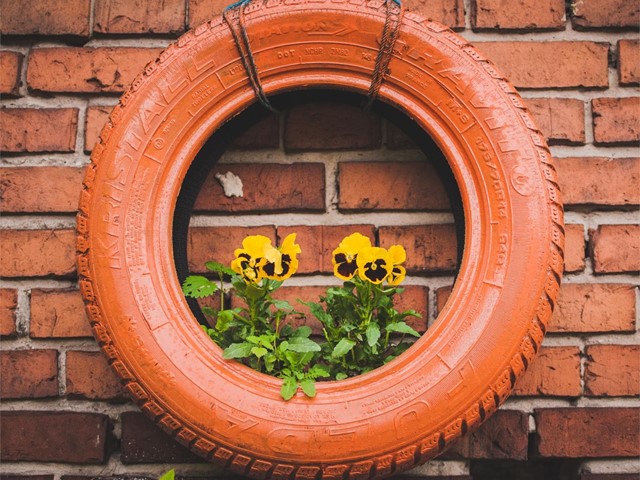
[356,246,392,284]
[231,235,280,284]
[263,233,301,281]
[386,245,407,286]
[332,232,372,281]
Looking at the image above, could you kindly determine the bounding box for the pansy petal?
[388,245,406,264]
[339,232,372,257]
[387,265,406,286]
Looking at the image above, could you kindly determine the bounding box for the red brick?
[0,108,78,153]
[592,97,640,145]
[0,51,22,96]
[619,40,640,85]
[589,224,640,273]
[30,289,92,338]
[338,162,450,211]
[564,223,585,273]
[535,408,640,457]
[472,0,565,30]
[525,98,585,145]
[188,0,232,28]
[0,477,54,480]
[0,230,76,278]
[0,288,17,337]
[386,123,417,149]
[512,346,582,397]
[66,351,127,401]
[0,0,91,37]
[277,225,376,275]
[284,103,381,152]
[0,350,58,399]
[94,0,185,34]
[0,167,85,213]
[447,410,528,459]
[379,225,458,273]
[121,412,202,464]
[27,48,162,93]
[187,226,275,273]
[435,285,453,316]
[585,345,640,397]
[85,105,114,152]
[556,157,640,206]
[231,114,280,150]
[477,42,609,89]
[194,164,325,213]
[572,0,640,29]
[582,475,640,480]
[550,283,636,333]
[402,0,465,29]
[0,411,110,463]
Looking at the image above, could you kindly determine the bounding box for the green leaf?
[251,346,268,358]
[201,306,216,317]
[279,341,289,352]
[271,299,293,311]
[223,342,253,359]
[308,364,331,379]
[245,283,264,301]
[300,300,333,326]
[215,309,234,332]
[335,372,348,381]
[399,309,422,319]
[264,353,276,372]
[331,338,356,359]
[158,469,175,480]
[182,275,217,298]
[292,325,312,338]
[287,337,321,353]
[386,321,421,337]
[281,376,297,401]
[205,261,236,276]
[300,378,316,397]
[365,323,381,347]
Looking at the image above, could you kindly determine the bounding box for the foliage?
[182,232,420,401]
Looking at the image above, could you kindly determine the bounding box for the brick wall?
[1,0,638,479]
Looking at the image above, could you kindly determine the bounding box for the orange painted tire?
[77,1,564,478]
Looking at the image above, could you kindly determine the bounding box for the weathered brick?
[277,225,376,275]
[338,162,450,211]
[472,0,565,30]
[66,351,127,401]
[564,223,585,273]
[550,283,636,333]
[30,289,92,338]
[379,225,458,273]
[592,97,640,145]
[0,288,17,337]
[0,0,91,37]
[0,167,85,213]
[188,0,232,27]
[85,105,114,152]
[402,0,465,29]
[94,0,185,34]
[477,42,609,88]
[0,350,58,399]
[194,164,325,213]
[585,345,640,397]
[0,51,22,96]
[386,123,417,149]
[572,0,640,29]
[556,157,640,206]
[439,283,637,333]
[525,98,585,145]
[535,408,640,457]
[284,103,381,151]
[0,230,76,278]
[121,412,203,464]
[0,108,78,153]
[447,410,528,459]
[512,346,582,397]
[589,224,640,273]
[27,48,162,93]
[619,40,640,85]
[582,475,640,480]
[0,411,110,463]
[231,113,280,150]
[187,226,275,273]
[0,476,54,480]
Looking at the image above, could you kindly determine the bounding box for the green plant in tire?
[182,234,326,400]
[303,233,421,380]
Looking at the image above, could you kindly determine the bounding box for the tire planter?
[77,1,564,478]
